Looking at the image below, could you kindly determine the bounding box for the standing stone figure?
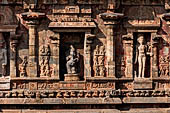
[66,45,79,74]
[134,34,151,78]
[0,33,7,77]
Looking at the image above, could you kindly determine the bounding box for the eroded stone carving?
[19,56,28,77]
[93,45,106,77]
[0,33,7,77]
[134,34,152,78]
[39,44,51,77]
[159,55,169,77]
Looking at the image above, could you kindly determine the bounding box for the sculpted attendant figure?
[135,34,152,78]
[0,33,7,77]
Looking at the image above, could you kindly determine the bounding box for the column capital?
[100,12,124,25]
[22,11,46,25]
[122,33,133,40]
[85,34,95,44]
[162,13,170,21]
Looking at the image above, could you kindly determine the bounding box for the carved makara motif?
[134,34,152,78]
[0,33,7,77]
[159,55,169,77]
[19,56,28,77]
[93,45,106,77]
[39,44,51,77]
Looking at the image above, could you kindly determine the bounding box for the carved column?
[10,34,20,78]
[84,33,95,79]
[48,30,60,79]
[27,22,39,77]
[22,10,45,77]
[151,33,161,78]
[122,33,134,78]
[100,12,124,77]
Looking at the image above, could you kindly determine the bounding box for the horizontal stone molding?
[0,98,122,104]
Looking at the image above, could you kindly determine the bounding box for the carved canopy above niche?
[124,6,161,28]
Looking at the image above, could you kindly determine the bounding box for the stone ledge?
[0,109,121,113]
[122,108,165,113]
[0,78,10,90]
[123,97,170,103]
[11,77,60,81]
[0,98,122,104]
[86,77,133,81]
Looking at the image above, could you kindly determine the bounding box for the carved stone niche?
[133,32,153,89]
[0,32,10,90]
[133,33,152,79]
[59,33,84,81]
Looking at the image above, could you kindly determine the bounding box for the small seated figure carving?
[93,45,106,77]
[66,45,79,74]
[39,44,51,77]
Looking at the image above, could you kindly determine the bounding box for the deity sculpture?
[0,33,7,77]
[66,45,79,74]
[134,34,152,78]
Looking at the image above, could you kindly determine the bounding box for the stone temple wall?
[0,0,169,113]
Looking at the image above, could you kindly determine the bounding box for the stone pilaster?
[151,33,161,78]
[10,34,20,78]
[48,30,60,79]
[84,33,95,78]
[22,10,45,77]
[106,24,115,77]
[100,12,124,77]
[122,33,134,78]
[27,22,38,77]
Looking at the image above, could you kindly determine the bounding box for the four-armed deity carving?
[66,45,79,74]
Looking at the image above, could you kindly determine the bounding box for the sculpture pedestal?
[64,74,79,81]
[0,77,10,90]
[133,78,152,90]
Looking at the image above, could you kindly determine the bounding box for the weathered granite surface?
[0,0,169,113]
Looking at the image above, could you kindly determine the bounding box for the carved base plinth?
[0,77,10,90]
[133,78,152,90]
[64,74,79,81]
